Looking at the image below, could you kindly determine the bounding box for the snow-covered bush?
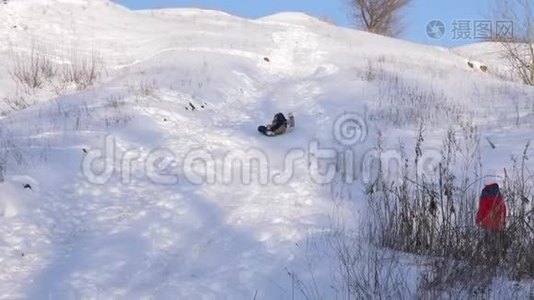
[9,45,56,91]
[363,123,534,294]
[369,72,462,126]
[500,142,534,279]
[1,94,30,111]
[60,49,103,90]
[8,44,103,97]
[358,59,388,82]
[130,80,159,101]
[331,230,415,298]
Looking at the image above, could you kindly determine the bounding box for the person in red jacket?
[475,176,507,232]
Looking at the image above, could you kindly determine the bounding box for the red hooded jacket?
[475,183,507,232]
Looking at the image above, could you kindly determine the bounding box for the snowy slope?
[0,1,533,299]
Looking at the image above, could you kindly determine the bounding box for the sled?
[258,125,276,136]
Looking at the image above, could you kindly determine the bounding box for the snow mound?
[257,12,327,25]
[139,8,243,20]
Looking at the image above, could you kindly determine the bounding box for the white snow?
[0,1,533,299]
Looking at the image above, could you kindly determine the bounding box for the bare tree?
[348,0,411,37]
[493,0,534,85]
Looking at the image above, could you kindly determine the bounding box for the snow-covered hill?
[0,0,533,298]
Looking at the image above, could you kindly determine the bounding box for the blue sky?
[114,0,493,47]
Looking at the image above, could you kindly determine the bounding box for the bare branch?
[492,0,534,85]
[348,0,411,37]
